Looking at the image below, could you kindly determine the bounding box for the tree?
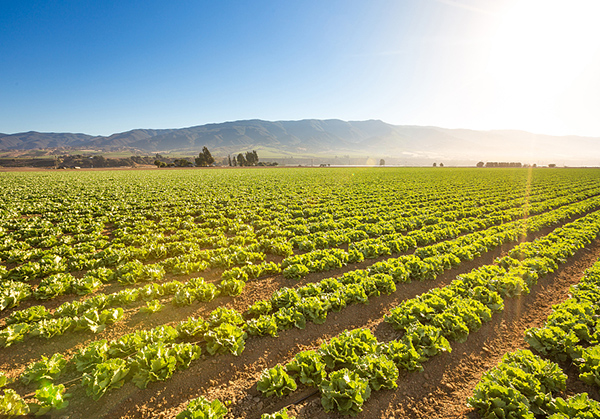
[433,162,437,167]
[195,147,215,167]
[379,159,385,166]
[228,155,232,166]
[476,161,484,168]
[236,153,247,167]
[174,159,192,167]
[439,163,444,167]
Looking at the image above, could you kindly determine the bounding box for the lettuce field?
[1,167,600,419]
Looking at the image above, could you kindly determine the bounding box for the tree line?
[228,150,258,166]
[154,147,278,168]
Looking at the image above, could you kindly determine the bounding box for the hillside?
[1,119,599,165]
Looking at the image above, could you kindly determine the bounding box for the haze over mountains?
[1,119,598,166]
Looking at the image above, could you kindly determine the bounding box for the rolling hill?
[1,119,598,165]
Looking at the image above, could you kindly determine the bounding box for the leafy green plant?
[575,345,600,387]
[33,273,74,300]
[0,389,29,416]
[72,339,110,373]
[70,275,103,295]
[282,263,309,280]
[29,383,70,415]
[356,354,399,391]
[176,396,228,419]
[286,350,327,386]
[401,323,451,359]
[0,280,32,311]
[548,393,600,419]
[21,353,67,386]
[5,305,51,325]
[82,358,131,400]
[107,325,179,357]
[247,314,278,337]
[219,278,245,296]
[377,339,424,372]
[261,407,295,419]
[139,300,164,314]
[273,307,306,330]
[177,317,209,339]
[131,342,201,389]
[247,300,272,316]
[319,329,378,370]
[207,307,245,328]
[29,317,75,339]
[0,323,30,347]
[468,349,567,418]
[257,365,297,397]
[319,368,371,416]
[297,296,330,324]
[524,326,580,362]
[204,323,247,356]
[75,308,124,333]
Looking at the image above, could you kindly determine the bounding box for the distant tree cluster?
[229,150,259,166]
[153,147,215,168]
[477,162,522,168]
[174,159,193,167]
[55,154,156,168]
[195,147,215,167]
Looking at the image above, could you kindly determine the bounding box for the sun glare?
[486,0,600,130]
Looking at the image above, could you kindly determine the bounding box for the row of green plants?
[251,209,600,415]
[524,260,600,382]
[2,168,600,417]
[467,349,600,419]
[278,193,600,280]
[0,305,254,415]
[3,168,596,285]
[287,184,600,252]
[1,258,284,347]
[4,190,600,356]
[174,395,294,419]
[242,204,600,341]
[8,189,599,346]
[467,242,600,418]
[0,243,269,312]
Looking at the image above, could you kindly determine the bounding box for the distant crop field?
[1,167,600,418]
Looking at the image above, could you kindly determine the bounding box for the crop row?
[3,202,591,417]
[6,192,600,349]
[469,257,600,418]
[249,209,600,415]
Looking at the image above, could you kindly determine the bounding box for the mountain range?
[1,119,598,165]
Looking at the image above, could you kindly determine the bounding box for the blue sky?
[2,0,600,136]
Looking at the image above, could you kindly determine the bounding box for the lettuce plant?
[176,396,228,419]
[257,365,297,397]
[319,369,371,416]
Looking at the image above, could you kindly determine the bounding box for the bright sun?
[485,0,600,132]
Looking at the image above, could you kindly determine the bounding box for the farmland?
[1,167,600,418]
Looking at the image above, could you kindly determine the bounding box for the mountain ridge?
[1,119,599,165]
